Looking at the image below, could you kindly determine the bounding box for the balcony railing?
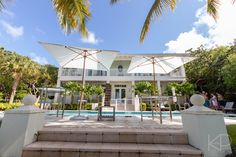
[110,68,132,76]
[61,68,184,77]
[61,68,107,76]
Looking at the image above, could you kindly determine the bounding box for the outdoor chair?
[97,106,115,121]
[224,102,236,113]
[177,103,190,111]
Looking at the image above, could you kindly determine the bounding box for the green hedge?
[58,103,93,110]
[140,103,147,111]
[0,103,22,111]
[83,103,92,110]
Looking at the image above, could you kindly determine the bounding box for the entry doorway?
[115,88,126,99]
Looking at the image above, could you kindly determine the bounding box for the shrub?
[0,92,4,100]
[146,103,152,111]
[0,103,22,111]
[164,104,176,111]
[64,104,78,110]
[95,102,103,110]
[140,103,146,111]
[83,103,92,110]
[98,102,102,107]
[15,90,28,100]
[51,103,62,110]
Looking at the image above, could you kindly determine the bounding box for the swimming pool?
[47,110,181,117]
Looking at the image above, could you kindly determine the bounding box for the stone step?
[37,128,188,144]
[22,141,203,157]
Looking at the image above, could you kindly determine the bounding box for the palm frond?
[52,0,91,37]
[110,0,121,4]
[207,0,220,20]
[139,0,177,43]
[0,0,5,11]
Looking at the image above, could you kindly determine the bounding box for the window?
[118,65,123,72]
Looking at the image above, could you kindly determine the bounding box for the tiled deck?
[45,115,183,129]
[44,113,236,129]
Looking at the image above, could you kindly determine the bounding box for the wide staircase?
[22,127,203,157]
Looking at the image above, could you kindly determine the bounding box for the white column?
[180,65,186,78]
[54,67,62,103]
[131,81,135,102]
[56,67,62,87]
[124,99,127,111]
[115,99,117,111]
[181,94,232,157]
[157,80,162,96]
[134,95,140,111]
[0,95,45,157]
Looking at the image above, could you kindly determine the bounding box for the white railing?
[61,68,107,76]
[109,69,132,76]
[110,98,133,111]
[61,68,184,77]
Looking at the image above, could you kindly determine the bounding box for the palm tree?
[0,50,42,103]
[111,0,235,43]
[52,0,91,36]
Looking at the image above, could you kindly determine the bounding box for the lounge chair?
[224,102,236,113]
[177,103,190,111]
[97,106,115,121]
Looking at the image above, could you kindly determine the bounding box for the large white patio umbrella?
[127,55,195,123]
[39,42,118,119]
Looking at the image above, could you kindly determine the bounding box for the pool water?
[47,110,181,117]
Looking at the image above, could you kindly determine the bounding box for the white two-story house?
[56,53,187,111]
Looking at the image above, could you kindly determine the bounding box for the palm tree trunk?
[9,77,20,104]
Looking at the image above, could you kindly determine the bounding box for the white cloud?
[81,31,102,44]
[0,20,24,38]
[206,0,236,46]
[2,10,15,18]
[165,0,236,53]
[164,28,208,53]
[194,5,215,28]
[30,53,48,65]
[35,27,46,35]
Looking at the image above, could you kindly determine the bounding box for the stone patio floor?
[45,114,236,129]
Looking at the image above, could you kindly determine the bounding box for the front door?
[115,88,126,99]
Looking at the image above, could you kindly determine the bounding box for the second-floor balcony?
[61,68,184,78]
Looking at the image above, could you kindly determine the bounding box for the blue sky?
[0,0,236,66]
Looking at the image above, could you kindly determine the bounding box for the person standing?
[210,93,219,110]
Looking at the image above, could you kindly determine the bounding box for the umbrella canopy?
[39,42,118,71]
[39,42,118,118]
[127,56,195,74]
[127,55,195,124]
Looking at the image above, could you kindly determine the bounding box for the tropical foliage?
[63,81,104,104]
[185,44,236,101]
[0,48,58,103]
[134,81,158,96]
[164,82,195,97]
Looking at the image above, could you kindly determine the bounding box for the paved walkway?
[44,114,236,129]
[45,115,183,129]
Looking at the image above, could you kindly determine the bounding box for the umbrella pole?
[79,54,86,116]
[152,59,157,110]
[152,58,162,124]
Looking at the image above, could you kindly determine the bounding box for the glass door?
[115,88,126,99]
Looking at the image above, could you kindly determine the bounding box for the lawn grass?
[227,125,236,145]
[226,125,236,156]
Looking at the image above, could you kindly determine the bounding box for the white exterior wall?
[111,82,133,99]
[57,56,187,98]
